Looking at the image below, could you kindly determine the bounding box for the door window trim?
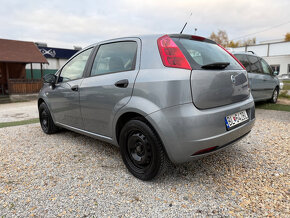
[86,40,139,78]
[57,47,94,84]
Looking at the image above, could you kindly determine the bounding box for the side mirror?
[273,71,279,76]
[43,74,57,85]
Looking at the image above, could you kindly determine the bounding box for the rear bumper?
[146,96,255,163]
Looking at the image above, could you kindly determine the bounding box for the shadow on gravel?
[56,128,251,185]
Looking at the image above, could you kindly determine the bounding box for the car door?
[80,39,140,137]
[46,48,93,128]
[260,58,276,99]
[247,55,267,100]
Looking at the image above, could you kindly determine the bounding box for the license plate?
[225,110,248,129]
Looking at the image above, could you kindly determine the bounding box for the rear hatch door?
[172,36,250,109]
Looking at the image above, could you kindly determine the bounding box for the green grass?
[279,91,290,99]
[256,103,290,112]
[282,83,290,90]
[0,118,39,128]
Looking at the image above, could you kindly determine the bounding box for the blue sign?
[38,46,79,59]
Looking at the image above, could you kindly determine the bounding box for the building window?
[288,64,290,74]
[270,65,280,74]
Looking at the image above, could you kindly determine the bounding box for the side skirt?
[55,122,117,145]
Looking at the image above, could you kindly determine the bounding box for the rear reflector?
[218,44,246,70]
[192,146,218,156]
[157,35,191,70]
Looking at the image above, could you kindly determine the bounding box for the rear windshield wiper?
[201,62,230,69]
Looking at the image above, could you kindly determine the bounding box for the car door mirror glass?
[273,71,279,76]
[43,74,57,85]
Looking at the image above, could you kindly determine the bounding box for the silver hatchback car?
[38,34,255,180]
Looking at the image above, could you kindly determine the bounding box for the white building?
[229,41,290,75]
[25,43,80,79]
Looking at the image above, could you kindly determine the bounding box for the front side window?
[247,55,263,74]
[91,41,137,76]
[59,48,93,82]
[235,54,251,72]
[260,59,272,75]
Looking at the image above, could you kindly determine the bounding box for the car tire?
[39,102,59,134]
[270,87,279,103]
[119,119,168,181]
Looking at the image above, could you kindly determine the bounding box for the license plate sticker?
[225,110,248,129]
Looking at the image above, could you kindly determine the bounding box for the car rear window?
[173,38,243,70]
[234,54,251,72]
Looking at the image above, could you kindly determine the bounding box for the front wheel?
[270,87,279,103]
[39,102,59,134]
[119,119,168,181]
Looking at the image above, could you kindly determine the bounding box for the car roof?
[83,33,216,49]
[232,51,258,57]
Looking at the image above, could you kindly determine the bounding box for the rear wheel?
[39,102,58,134]
[270,87,279,103]
[119,119,167,181]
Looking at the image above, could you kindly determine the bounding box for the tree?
[209,30,229,47]
[285,33,290,41]
[209,30,256,47]
[242,37,256,46]
[228,40,241,48]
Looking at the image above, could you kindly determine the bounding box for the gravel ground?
[0,101,38,122]
[0,109,289,217]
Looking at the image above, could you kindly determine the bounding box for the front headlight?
[279,82,284,90]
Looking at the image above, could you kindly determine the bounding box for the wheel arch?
[38,98,45,108]
[115,112,150,144]
[114,111,171,165]
[276,85,280,93]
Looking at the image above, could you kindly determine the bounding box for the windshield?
[173,38,242,70]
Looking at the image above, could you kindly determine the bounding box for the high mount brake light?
[218,44,246,70]
[157,35,191,70]
[191,35,205,41]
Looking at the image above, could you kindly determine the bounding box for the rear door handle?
[71,85,79,91]
[114,79,129,88]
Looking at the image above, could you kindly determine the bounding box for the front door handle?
[114,79,129,88]
[71,85,79,92]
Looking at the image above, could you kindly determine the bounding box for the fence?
[8,79,43,94]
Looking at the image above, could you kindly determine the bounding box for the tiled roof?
[0,38,48,63]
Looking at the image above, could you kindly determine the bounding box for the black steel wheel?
[119,119,168,181]
[39,102,58,134]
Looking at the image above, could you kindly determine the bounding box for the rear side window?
[248,56,263,74]
[91,41,137,76]
[173,38,242,70]
[260,59,272,74]
[234,54,251,72]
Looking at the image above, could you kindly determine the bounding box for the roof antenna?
[180,12,192,34]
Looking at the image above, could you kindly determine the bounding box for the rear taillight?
[218,44,246,70]
[157,35,191,70]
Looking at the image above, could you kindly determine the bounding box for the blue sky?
[0,0,289,48]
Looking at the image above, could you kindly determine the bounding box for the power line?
[231,21,290,41]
